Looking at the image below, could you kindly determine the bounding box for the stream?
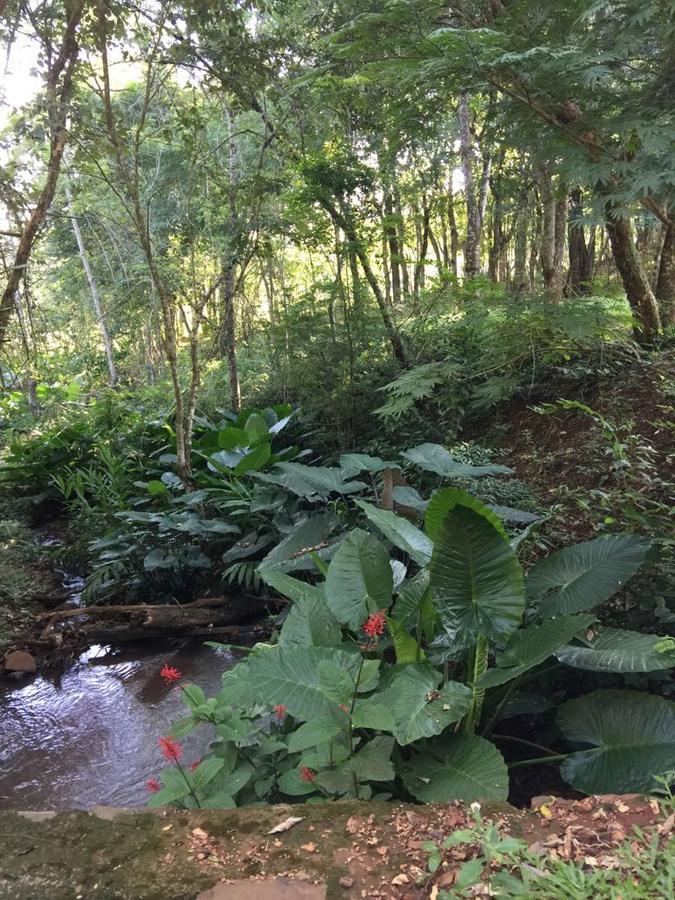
[0,641,237,810]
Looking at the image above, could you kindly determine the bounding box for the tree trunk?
[538,168,567,300]
[512,185,530,293]
[567,188,594,295]
[66,185,118,387]
[655,221,675,326]
[221,265,241,411]
[458,92,480,278]
[383,190,402,305]
[447,179,460,278]
[0,2,83,346]
[413,198,431,297]
[605,210,662,343]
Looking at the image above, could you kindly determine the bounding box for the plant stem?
[465,635,489,733]
[480,676,520,738]
[175,760,201,808]
[492,734,561,756]
[508,753,569,769]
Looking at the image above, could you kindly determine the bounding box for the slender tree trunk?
[221,265,241,411]
[413,199,431,297]
[538,168,567,300]
[567,188,594,295]
[0,2,83,346]
[66,185,118,386]
[393,188,409,296]
[512,186,530,293]
[383,190,402,305]
[447,178,460,278]
[458,92,480,278]
[605,209,662,343]
[655,221,675,326]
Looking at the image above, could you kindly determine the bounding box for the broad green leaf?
[147,479,167,496]
[425,488,508,542]
[260,568,324,603]
[403,734,509,802]
[487,504,541,524]
[479,614,595,688]
[392,485,428,512]
[351,698,395,731]
[339,452,398,473]
[343,735,395,781]
[378,664,472,745]
[288,720,344,753]
[325,528,393,629]
[253,462,367,499]
[317,659,357,706]
[558,690,675,794]
[244,412,269,443]
[278,595,342,649]
[218,426,248,450]
[392,569,437,639]
[355,499,433,565]
[234,442,271,474]
[200,791,236,809]
[388,616,424,664]
[527,534,651,616]
[402,443,513,478]
[259,513,338,571]
[277,768,317,796]
[191,757,225,793]
[235,645,361,721]
[556,627,675,673]
[430,504,525,644]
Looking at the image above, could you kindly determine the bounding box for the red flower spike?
[160,664,181,684]
[362,610,386,638]
[159,736,183,762]
[339,703,350,714]
[146,778,161,793]
[299,766,316,783]
[273,704,287,721]
[190,759,201,772]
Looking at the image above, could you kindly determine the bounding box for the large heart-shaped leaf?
[527,534,651,616]
[402,443,513,478]
[558,689,675,794]
[425,488,508,542]
[430,503,525,644]
[259,513,338,571]
[279,595,342,649]
[253,462,367,499]
[479,614,595,688]
[403,733,509,802]
[556,628,675,673]
[325,528,393,629]
[339,453,398,473]
[235,645,361,721]
[378,664,471,745]
[356,499,433,566]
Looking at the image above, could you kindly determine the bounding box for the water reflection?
[0,641,236,810]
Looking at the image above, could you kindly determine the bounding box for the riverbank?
[1,796,672,899]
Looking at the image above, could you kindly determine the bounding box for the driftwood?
[37,595,235,621]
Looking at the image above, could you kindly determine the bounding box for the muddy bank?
[0,796,667,899]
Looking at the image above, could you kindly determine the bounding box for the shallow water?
[0,641,236,810]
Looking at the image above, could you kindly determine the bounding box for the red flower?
[299,766,316,783]
[273,704,287,721]
[189,759,201,772]
[160,663,181,684]
[159,736,183,762]
[146,778,161,793]
[339,703,350,714]
[362,610,386,638]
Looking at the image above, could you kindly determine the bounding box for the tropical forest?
[0,2,674,897]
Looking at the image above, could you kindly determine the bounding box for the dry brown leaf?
[191,827,208,839]
[266,816,305,834]
[301,842,317,853]
[391,873,409,885]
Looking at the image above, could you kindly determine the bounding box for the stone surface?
[3,650,37,673]
[197,879,327,899]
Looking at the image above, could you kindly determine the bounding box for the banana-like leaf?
[377,663,471,745]
[259,568,324,603]
[403,733,509,802]
[402,443,513,478]
[527,534,651,616]
[425,488,508,542]
[387,616,425,664]
[259,513,338,571]
[392,569,433,631]
[479,614,595,688]
[430,502,525,643]
[356,499,433,566]
[558,689,675,794]
[325,528,393,629]
[556,627,675,673]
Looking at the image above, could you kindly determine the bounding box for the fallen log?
[36,594,260,621]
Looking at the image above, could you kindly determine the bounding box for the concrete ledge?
[0,796,661,899]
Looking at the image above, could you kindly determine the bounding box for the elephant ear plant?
[150,487,675,810]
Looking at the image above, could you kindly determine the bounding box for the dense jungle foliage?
[0,0,674,817]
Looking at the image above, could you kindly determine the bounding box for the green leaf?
[355,500,433,566]
[392,569,436,638]
[325,528,393,629]
[403,733,509,802]
[479,614,595,688]
[351,698,395,731]
[378,664,472,745]
[277,768,317,796]
[191,757,225,793]
[430,503,525,644]
[388,616,424,664]
[402,443,512,478]
[235,645,361,721]
[556,627,675,673]
[425,488,508,542]
[527,534,651,616]
[558,690,675,794]
[259,513,338,571]
[343,735,395,781]
[339,453,398,473]
[253,462,367,500]
[288,720,344,752]
[279,595,342,649]
[244,413,270,444]
[234,443,271,474]
[147,479,167,496]
[218,426,248,450]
